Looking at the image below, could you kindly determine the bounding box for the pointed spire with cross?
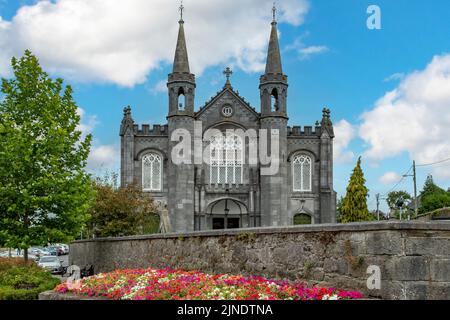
[223,67,233,88]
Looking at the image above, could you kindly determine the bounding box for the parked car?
[45,247,58,256]
[53,244,69,255]
[38,256,64,274]
[30,247,51,259]
[0,250,38,261]
[46,246,64,256]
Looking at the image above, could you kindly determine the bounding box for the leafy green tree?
[421,193,450,214]
[87,173,159,238]
[418,175,450,214]
[421,175,446,197]
[340,157,373,223]
[386,191,412,219]
[0,51,94,261]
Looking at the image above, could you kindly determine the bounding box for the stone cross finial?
[272,2,277,23]
[179,0,184,22]
[123,106,132,117]
[223,67,233,87]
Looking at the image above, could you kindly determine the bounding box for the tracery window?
[292,154,312,192]
[142,153,162,191]
[210,134,243,185]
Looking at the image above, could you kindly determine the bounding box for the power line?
[382,165,412,197]
[370,166,412,208]
[372,156,449,216]
[416,157,450,167]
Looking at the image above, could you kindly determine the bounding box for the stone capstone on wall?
[69,221,450,300]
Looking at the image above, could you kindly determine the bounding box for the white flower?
[322,294,339,300]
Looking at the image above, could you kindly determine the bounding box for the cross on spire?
[223,67,233,87]
[179,0,184,22]
[272,2,277,23]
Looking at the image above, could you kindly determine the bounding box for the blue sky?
[1,0,450,212]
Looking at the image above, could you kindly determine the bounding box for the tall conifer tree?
[340,157,372,223]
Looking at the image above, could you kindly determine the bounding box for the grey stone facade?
[120,16,336,233]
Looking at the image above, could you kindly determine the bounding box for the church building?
[120,7,337,233]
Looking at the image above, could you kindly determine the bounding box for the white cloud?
[0,16,12,74]
[76,107,98,139]
[87,144,120,172]
[383,72,404,82]
[149,80,167,95]
[379,172,402,185]
[0,0,310,87]
[333,119,356,164]
[285,37,328,60]
[298,45,328,60]
[77,107,118,172]
[360,54,450,179]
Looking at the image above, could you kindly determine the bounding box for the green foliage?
[386,191,413,219]
[421,193,450,214]
[421,175,446,198]
[87,173,159,238]
[386,191,412,210]
[0,258,60,300]
[340,157,373,223]
[419,175,450,214]
[0,51,94,256]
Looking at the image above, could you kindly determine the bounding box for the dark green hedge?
[0,258,60,300]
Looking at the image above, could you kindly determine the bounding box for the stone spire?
[120,106,134,136]
[172,3,190,74]
[264,4,283,75]
[321,107,335,138]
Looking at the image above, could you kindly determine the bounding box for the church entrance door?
[207,198,248,230]
[212,217,241,230]
[227,218,240,229]
[212,218,224,230]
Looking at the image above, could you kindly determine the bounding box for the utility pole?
[376,193,380,221]
[413,160,418,218]
[403,161,419,219]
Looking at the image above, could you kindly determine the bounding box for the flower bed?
[55,268,363,300]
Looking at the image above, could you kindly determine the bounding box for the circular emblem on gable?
[221,105,233,117]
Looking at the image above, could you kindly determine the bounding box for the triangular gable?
[195,86,260,119]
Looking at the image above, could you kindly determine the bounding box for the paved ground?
[53,254,69,282]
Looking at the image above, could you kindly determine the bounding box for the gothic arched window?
[210,134,243,185]
[178,87,186,111]
[292,154,312,192]
[142,153,162,191]
[271,88,279,112]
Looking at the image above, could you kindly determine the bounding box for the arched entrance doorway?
[206,199,248,230]
[293,213,312,225]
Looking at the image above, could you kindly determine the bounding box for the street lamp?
[395,196,405,220]
[224,189,230,229]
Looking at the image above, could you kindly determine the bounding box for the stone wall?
[69,221,450,300]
